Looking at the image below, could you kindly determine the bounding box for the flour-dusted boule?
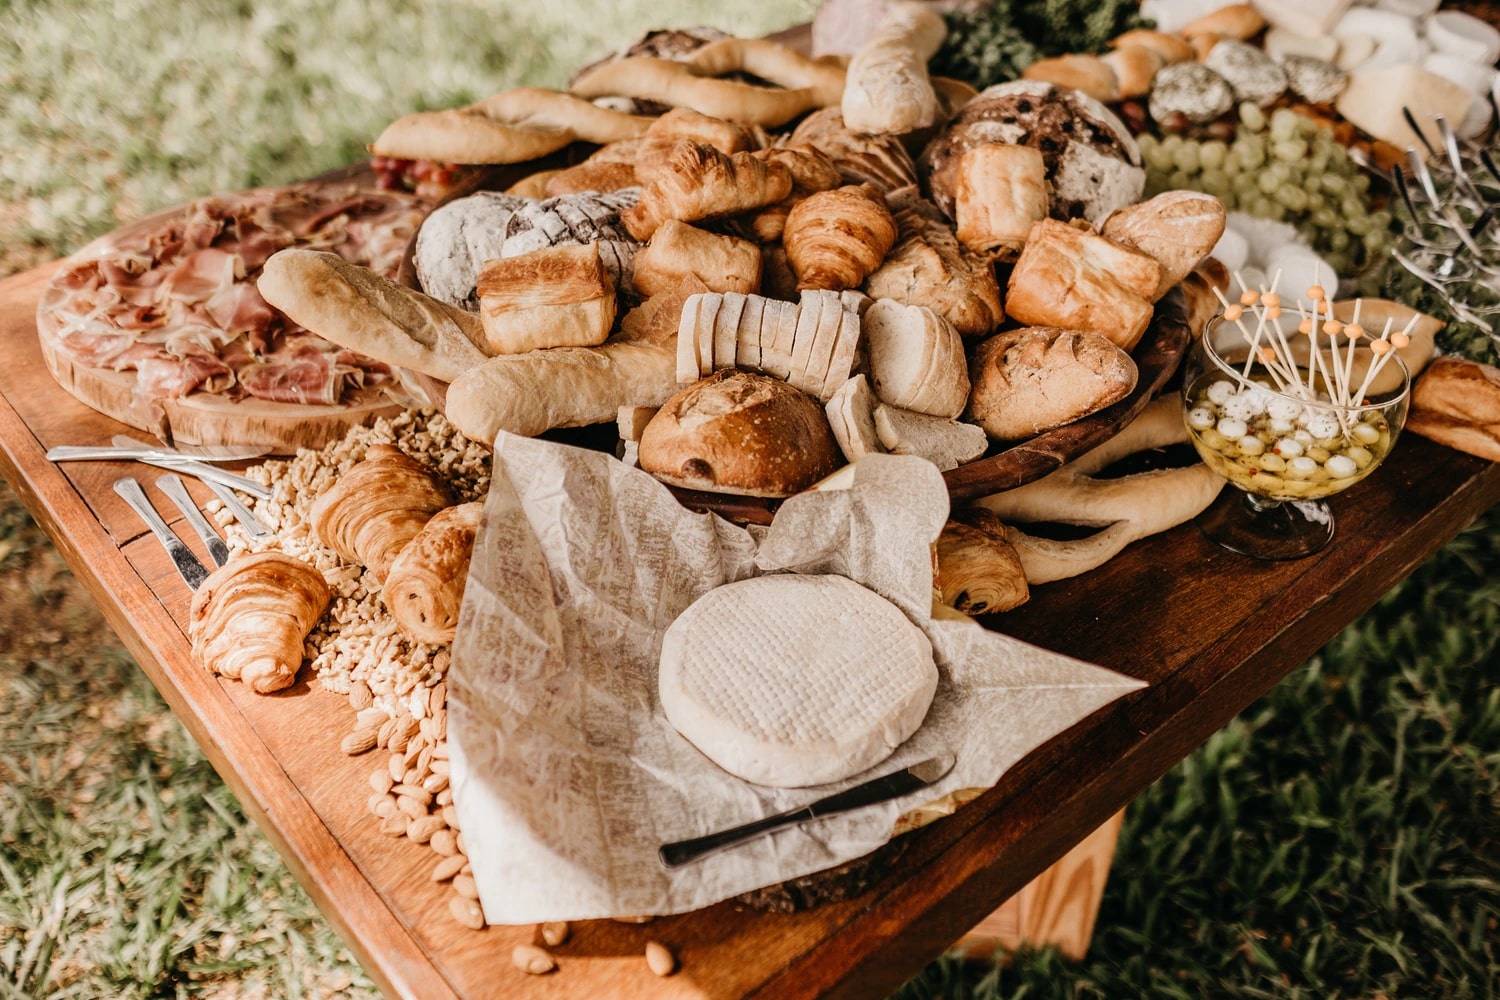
[413,191,531,310]
[659,574,938,787]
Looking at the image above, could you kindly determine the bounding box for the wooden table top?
[2,259,1497,999]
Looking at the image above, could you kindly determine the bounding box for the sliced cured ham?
[41,181,427,407]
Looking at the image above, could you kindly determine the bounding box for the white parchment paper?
[448,433,1146,924]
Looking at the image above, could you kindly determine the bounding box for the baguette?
[445,339,678,445]
[840,1,947,134]
[258,249,490,383]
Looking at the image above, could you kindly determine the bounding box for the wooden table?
[2,260,1497,998]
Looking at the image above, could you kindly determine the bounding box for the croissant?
[783,184,898,291]
[935,509,1029,615]
[190,552,332,693]
[309,444,450,583]
[787,106,920,197]
[384,502,484,645]
[741,145,845,242]
[635,107,757,183]
[622,140,793,241]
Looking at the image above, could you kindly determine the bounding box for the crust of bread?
[966,326,1138,440]
[1101,191,1227,300]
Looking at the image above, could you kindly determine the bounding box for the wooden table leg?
[953,809,1126,961]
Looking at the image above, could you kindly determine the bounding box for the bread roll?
[632,220,762,297]
[967,326,1137,440]
[863,197,1004,339]
[384,502,483,646]
[1004,218,1159,351]
[953,143,1049,259]
[190,552,331,694]
[1100,191,1227,301]
[862,299,971,419]
[638,370,842,497]
[1101,45,1166,98]
[1020,54,1120,103]
[1407,356,1500,461]
[258,249,490,383]
[476,243,617,354]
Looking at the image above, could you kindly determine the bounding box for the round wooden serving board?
[36,178,406,455]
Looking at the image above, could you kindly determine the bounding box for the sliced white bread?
[714,292,746,372]
[736,293,765,371]
[862,299,969,418]
[676,293,708,383]
[825,374,885,463]
[873,404,989,471]
[787,290,825,392]
[695,292,724,378]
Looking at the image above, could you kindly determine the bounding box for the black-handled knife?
[113,477,210,590]
[156,473,229,567]
[658,754,956,869]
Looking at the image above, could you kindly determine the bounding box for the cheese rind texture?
[659,574,937,787]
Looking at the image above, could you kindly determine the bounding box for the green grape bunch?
[1138,103,1395,282]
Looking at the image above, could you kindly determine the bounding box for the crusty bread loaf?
[475,243,616,354]
[1100,191,1227,301]
[258,249,491,383]
[1407,356,1500,461]
[861,299,970,419]
[967,326,1138,440]
[1004,218,1159,351]
[638,370,842,497]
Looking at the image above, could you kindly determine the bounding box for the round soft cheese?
[659,574,938,788]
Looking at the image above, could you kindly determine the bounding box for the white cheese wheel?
[659,575,937,787]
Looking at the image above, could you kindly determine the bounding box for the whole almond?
[512,944,555,974]
[379,814,408,837]
[376,717,397,749]
[432,741,450,760]
[356,706,389,730]
[540,921,570,947]
[402,741,424,772]
[389,727,411,754]
[430,759,450,776]
[456,831,466,855]
[436,789,454,807]
[365,792,390,816]
[417,746,435,775]
[387,754,406,784]
[408,815,445,844]
[429,682,447,714]
[453,874,480,900]
[431,709,447,741]
[392,783,432,807]
[430,829,459,857]
[400,715,422,743]
[368,768,394,795]
[422,772,450,795]
[645,941,677,977]
[402,767,423,787]
[396,796,427,820]
[450,895,485,930]
[374,797,399,820]
[442,805,460,830]
[432,853,467,882]
[348,679,374,711]
[340,728,378,756]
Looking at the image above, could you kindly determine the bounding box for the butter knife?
[113,477,210,590]
[205,478,273,540]
[658,754,956,869]
[48,446,273,500]
[156,473,229,567]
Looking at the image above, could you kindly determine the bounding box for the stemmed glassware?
[1181,282,1411,559]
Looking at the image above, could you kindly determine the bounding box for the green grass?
[1,1,1498,996]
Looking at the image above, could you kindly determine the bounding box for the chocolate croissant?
[384,502,484,645]
[783,184,898,291]
[309,444,450,582]
[935,509,1029,615]
[189,551,332,693]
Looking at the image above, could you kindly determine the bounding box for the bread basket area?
[8,0,1500,996]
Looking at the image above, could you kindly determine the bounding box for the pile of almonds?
[341,669,680,977]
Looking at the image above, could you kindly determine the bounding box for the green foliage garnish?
[931,0,1154,91]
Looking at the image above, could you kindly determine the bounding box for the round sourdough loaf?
[659,574,938,787]
[967,326,1138,440]
[639,370,841,497]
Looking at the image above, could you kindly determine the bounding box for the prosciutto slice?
[43,182,426,406]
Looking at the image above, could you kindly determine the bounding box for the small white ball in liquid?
[1189,406,1217,429]
[1270,417,1296,435]
[1260,453,1287,473]
[1218,417,1249,439]
[1305,411,1341,439]
[1277,437,1305,457]
[1294,429,1315,445]
[1287,456,1319,478]
[1243,387,1274,415]
[1207,379,1237,405]
[1239,435,1266,456]
[1326,454,1358,477]
[1353,423,1382,445]
[1267,396,1303,422]
[1345,445,1374,469]
[1220,394,1256,421]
